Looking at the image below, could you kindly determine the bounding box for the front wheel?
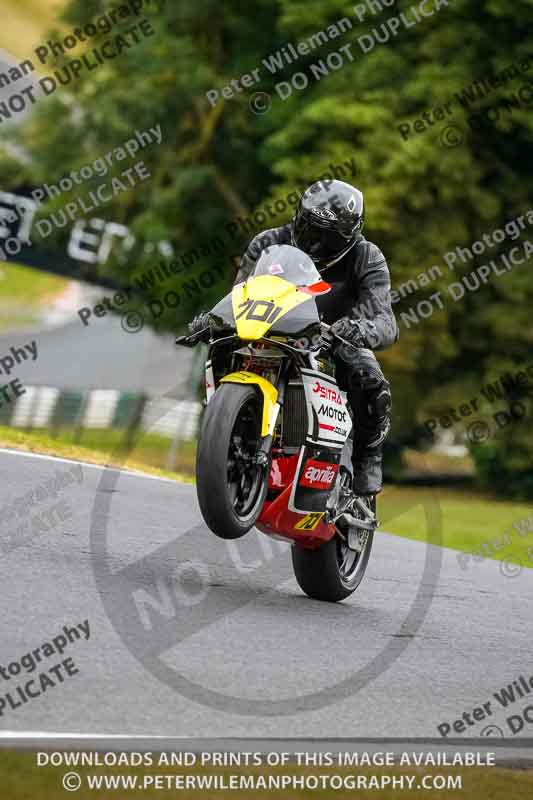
[291,499,375,602]
[196,384,268,539]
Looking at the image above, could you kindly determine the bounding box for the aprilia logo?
[305,465,336,484]
[300,460,338,489]
[312,381,343,405]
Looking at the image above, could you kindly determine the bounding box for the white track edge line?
[0,447,182,485]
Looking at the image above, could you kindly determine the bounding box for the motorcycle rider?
[190,180,398,495]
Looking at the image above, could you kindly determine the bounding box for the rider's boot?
[352,448,383,495]
[352,414,390,496]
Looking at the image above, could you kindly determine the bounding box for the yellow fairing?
[232,275,310,340]
[220,371,278,436]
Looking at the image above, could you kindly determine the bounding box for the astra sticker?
[312,381,343,404]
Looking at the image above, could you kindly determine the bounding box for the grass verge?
[0,263,68,332]
[0,425,194,483]
[380,484,533,569]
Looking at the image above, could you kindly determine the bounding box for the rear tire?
[291,498,375,602]
[196,384,268,540]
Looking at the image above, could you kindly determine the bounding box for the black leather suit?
[235,224,398,469]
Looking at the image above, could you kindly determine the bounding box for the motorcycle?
[176,244,378,602]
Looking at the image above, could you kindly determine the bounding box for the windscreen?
[253,244,321,286]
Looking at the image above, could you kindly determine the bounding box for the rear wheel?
[291,494,375,602]
[196,384,268,539]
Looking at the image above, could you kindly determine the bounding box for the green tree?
[261,0,533,495]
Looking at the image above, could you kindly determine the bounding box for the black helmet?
[291,180,364,270]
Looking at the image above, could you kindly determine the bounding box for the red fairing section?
[258,484,335,548]
[299,459,338,490]
[298,280,332,296]
[268,455,299,490]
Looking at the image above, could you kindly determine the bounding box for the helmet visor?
[293,216,352,264]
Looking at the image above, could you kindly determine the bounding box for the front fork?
[256,358,291,469]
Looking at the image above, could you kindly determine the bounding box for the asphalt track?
[0,317,194,396]
[1,448,532,740]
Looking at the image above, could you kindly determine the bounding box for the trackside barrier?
[0,385,202,471]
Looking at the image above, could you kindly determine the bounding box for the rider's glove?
[188,311,211,335]
[318,326,334,352]
[330,316,366,349]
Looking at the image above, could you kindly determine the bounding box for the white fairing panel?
[301,369,352,449]
[205,361,215,402]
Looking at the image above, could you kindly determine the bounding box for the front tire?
[196,384,268,540]
[291,499,375,602]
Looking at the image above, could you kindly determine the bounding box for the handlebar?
[175,327,210,348]
[176,322,360,352]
